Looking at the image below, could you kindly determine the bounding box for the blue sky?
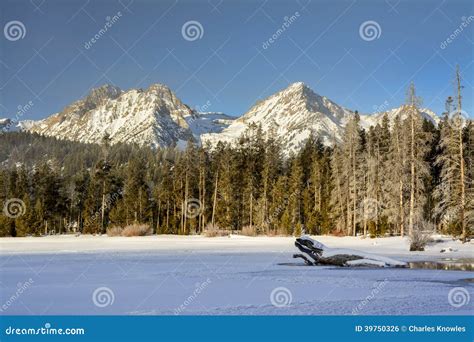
[0,0,473,121]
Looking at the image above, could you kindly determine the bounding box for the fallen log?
[293,253,314,265]
[294,236,407,268]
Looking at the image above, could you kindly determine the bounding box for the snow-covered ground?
[0,235,472,315]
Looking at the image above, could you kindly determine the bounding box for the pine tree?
[338,113,363,235]
[404,82,432,245]
[268,174,289,234]
[72,171,90,232]
[288,157,303,235]
[330,140,347,233]
[124,155,149,225]
[465,121,474,233]
[434,66,469,241]
[238,123,265,233]
[387,114,408,236]
[197,147,208,233]
[211,143,236,230]
[258,124,282,233]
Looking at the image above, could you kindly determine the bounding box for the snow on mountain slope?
[202,82,440,153]
[1,118,37,132]
[16,120,37,131]
[0,118,12,131]
[201,82,353,153]
[20,81,438,152]
[0,118,25,132]
[359,106,440,130]
[24,84,198,147]
[186,112,236,143]
[23,84,235,148]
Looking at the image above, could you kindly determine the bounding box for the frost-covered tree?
[434,67,470,241]
[330,138,348,233]
[403,83,432,245]
[387,113,409,236]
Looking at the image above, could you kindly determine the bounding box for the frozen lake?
[0,235,472,315]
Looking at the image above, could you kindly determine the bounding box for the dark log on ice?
[294,240,363,266]
[293,236,407,268]
[294,237,323,264]
[292,253,314,266]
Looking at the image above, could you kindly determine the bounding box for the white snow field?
[0,235,472,315]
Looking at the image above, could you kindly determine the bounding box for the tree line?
[0,81,472,241]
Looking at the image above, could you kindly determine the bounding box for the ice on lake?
[0,235,472,315]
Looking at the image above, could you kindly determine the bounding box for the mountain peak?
[288,81,306,89]
[202,82,353,153]
[279,82,325,104]
[147,83,171,92]
[62,84,122,117]
[24,83,235,148]
[87,84,122,100]
[284,82,312,94]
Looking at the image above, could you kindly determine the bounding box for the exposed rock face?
[24,84,234,148]
[22,81,438,151]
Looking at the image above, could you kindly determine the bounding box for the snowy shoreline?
[0,234,472,261]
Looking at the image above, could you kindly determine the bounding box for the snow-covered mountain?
[202,82,353,153]
[1,118,36,132]
[359,106,440,130]
[0,118,12,131]
[202,82,440,153]
[185,112,235,144]
[23,84,235,148]
[19,81,439,152]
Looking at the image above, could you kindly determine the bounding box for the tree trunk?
[166,200,169,232]
[249,192,253,231]
[157,201,161,234]
[456,66,467,242]
[184,171,188,234]
[211,170,219,226]
[409,108,415,237]
[351,137,357,236]
[101,180,106,234]
[399,179,404,236]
